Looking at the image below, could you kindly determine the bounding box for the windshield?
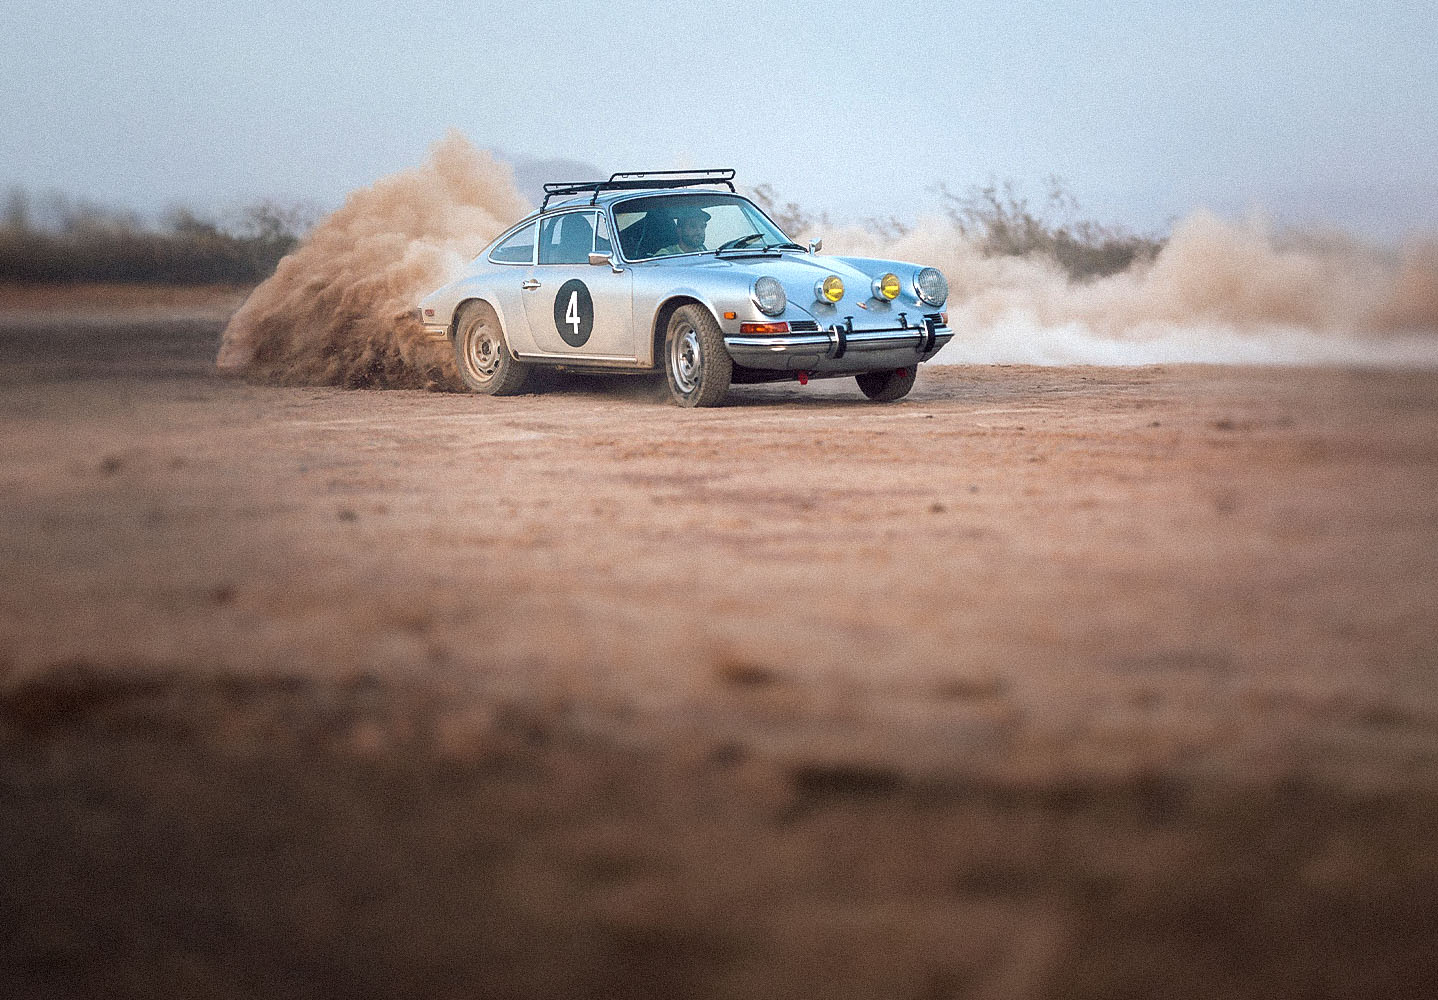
[614,194,791,260]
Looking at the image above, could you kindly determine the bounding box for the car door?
[519,210,636,361]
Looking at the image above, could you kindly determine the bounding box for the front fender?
[828,256,927,286]
[645,290,724,367]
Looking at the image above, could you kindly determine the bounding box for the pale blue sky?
[3,0,1435,238]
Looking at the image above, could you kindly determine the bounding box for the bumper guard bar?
[723,313,952,371]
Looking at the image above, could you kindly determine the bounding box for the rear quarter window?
[489,222,537,263]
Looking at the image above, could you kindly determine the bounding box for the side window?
[538,212,597,265]
[614,212,646,258]
[489,222,536,263]
[595,213,612,255]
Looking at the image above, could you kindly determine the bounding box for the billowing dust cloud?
[216,131,528,389]
[218,134,1438,385]
[826,213,1438,367]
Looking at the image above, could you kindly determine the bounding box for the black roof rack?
[540,169,736,211]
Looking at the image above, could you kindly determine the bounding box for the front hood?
[664,252,925,322]
[674,252,874,288]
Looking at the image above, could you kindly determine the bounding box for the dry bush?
[0,187,316,285]
[938,177,1164,281]
[749,176,1161,282]
[746,183,830,240]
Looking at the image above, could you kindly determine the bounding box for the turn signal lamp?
[740,321,790,334]
[817,275,844,303]
[873,273,900,300]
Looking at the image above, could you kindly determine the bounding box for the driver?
[654,205,710,256]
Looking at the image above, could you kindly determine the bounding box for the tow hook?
[797,371,809,386]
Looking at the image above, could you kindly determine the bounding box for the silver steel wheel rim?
[670,325,702,395]
[464,323,502,382]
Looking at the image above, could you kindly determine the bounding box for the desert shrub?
[938,177,1164,281]
[748,183,910,244]
[747,183,830,240]
[0,188,316,284]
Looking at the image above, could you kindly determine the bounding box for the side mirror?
[589,252,624,273]
[807,239,823,255]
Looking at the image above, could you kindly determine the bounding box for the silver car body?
[418,187,953,377]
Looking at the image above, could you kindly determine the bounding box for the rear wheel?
[664,305,732,407]
[856,366,917,402]
[454,301,529,395]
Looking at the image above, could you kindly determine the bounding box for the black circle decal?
[553,279,594,347]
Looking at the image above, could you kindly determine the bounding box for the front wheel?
[856,366,917,402]
[664,305,732,407]
[453,300,529,395]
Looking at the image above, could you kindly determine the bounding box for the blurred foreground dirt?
[2,286,1437,998]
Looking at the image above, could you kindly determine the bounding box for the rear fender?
[451,296,524,358]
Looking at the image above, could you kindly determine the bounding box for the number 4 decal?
[552,279,594,348]
[565,291,581,338]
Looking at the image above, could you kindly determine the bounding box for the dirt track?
[3,288,1437,998]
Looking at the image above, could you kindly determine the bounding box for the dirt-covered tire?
[664,304,732,407]
[453,300,529,395]
[856,366,917,402]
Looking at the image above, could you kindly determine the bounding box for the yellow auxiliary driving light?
[816,275,844,303]
[874,273,900,300]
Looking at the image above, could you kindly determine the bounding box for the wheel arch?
[651,295,713,368]
[452,296,520,359]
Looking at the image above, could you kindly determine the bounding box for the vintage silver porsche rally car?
[418,170,952,406]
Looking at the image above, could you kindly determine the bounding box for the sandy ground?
[2,285,1437,998]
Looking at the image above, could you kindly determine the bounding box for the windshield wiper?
[716,234,763,252]
[715,236,791,258]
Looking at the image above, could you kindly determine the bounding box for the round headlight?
[915,267,948,306]
[753,276,786,317]
[873,273,901,300]
[816,275,844,303]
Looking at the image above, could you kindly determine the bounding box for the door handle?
[521,279,541,290]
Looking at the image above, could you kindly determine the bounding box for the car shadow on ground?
[524,366,1044,409]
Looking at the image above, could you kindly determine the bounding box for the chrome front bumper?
[724,316,953,372]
